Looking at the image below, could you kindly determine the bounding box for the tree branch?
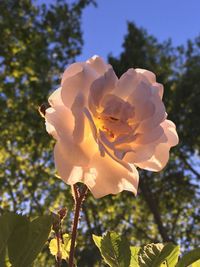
[140,175,172,242]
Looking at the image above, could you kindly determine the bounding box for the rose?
[44,55,178,198]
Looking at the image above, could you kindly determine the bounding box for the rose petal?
[80,115,100,161]
[68,166,83,185]
[136,125,164,145]
[61,61,98,108]
[86,55,110,74]
[48,87,63,107]
[54,138,90,184]
[133,99,155,122]
[88,68,118,115]
[136,94,166,133]
[71,92,85,143]
[152,82,164,99]
[124,142,158,163]
[115,68,138,100]
[135,68,156,83]
[135,120,179,171]
[127,80,152,106]
[53,141,74,182]
[45,106,74,140]
[124,126,167,163]
[100,94,134,122]
[83,153,139,198]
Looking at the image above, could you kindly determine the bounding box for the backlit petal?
[135,68,156,83]
[61,62,98,108]
[88,68,118,114]
[135,120,179,171]
[83,153,139,198]
[86,55,110,74]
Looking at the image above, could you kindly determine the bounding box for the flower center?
[96,114,131,140]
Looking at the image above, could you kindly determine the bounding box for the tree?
[108,22,199,249]
[0,4,199,264]
[0,0,95,265]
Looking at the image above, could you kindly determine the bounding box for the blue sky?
[78,0,200,61]
[38,0,200,62]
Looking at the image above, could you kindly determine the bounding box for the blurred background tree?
[0,1,199,266]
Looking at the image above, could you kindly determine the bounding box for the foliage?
[0,1,199,266]
[108,22,200,249]
[93,232,200,267]
[49,233,71,260]
[93,232,131,267]
[0,212,53,267]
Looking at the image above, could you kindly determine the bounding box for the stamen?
[109,116,119,121]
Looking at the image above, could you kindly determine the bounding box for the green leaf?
[8,215,53,267]
[0,213,29,255]
[176,247,200,267]
[0,213,53,267]
[154,243,180,267]
[138,243,164,267]
[93,231,131,267]
[0,247,6,267]
[138,243,180,267]
[49,234,71,260]
[130,246,140,267]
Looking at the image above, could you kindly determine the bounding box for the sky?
[38,0,200,62]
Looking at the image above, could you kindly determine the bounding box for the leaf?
[154,243,180,267]
[130,246,140,267]
[93,231,131,267]
[176,247,200,267]
[0,247,6,267]
[192,259,200,267]
[0,213,53,267]
[138,243,180,267]
[49,234,71,260]
[138,243,164,267]
[8,215,53,267]
[0,213,29,255]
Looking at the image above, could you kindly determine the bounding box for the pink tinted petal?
[152,82,164,99]
[161,120,179,146]
[136,94,166,133]
[135,120,179,171]
[79,114,99,160]
[48,87,63,107]
[83,107,98,140]
[133,99,155,122]
[86,55,110,74]
[61,62,84,86]
[135,144,170,171]
[124,142,157,163]
[100,94,134,122]
[115,68,138,100]
[88,68,117,114]
[124,126,168,163]
[127,80,152,106]
[53,142,73,183]
[61,62,98,108]
[83,153,139,198]
[136,125,164,145]
[54,138,90,184]
[68,166,83,185]
[135,68,156,83]
[45,106,74,140]
[71,92,85,143]
[45,120,58,140]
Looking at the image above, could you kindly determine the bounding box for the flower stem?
[68,184,88,267]
[56,233,62,267]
